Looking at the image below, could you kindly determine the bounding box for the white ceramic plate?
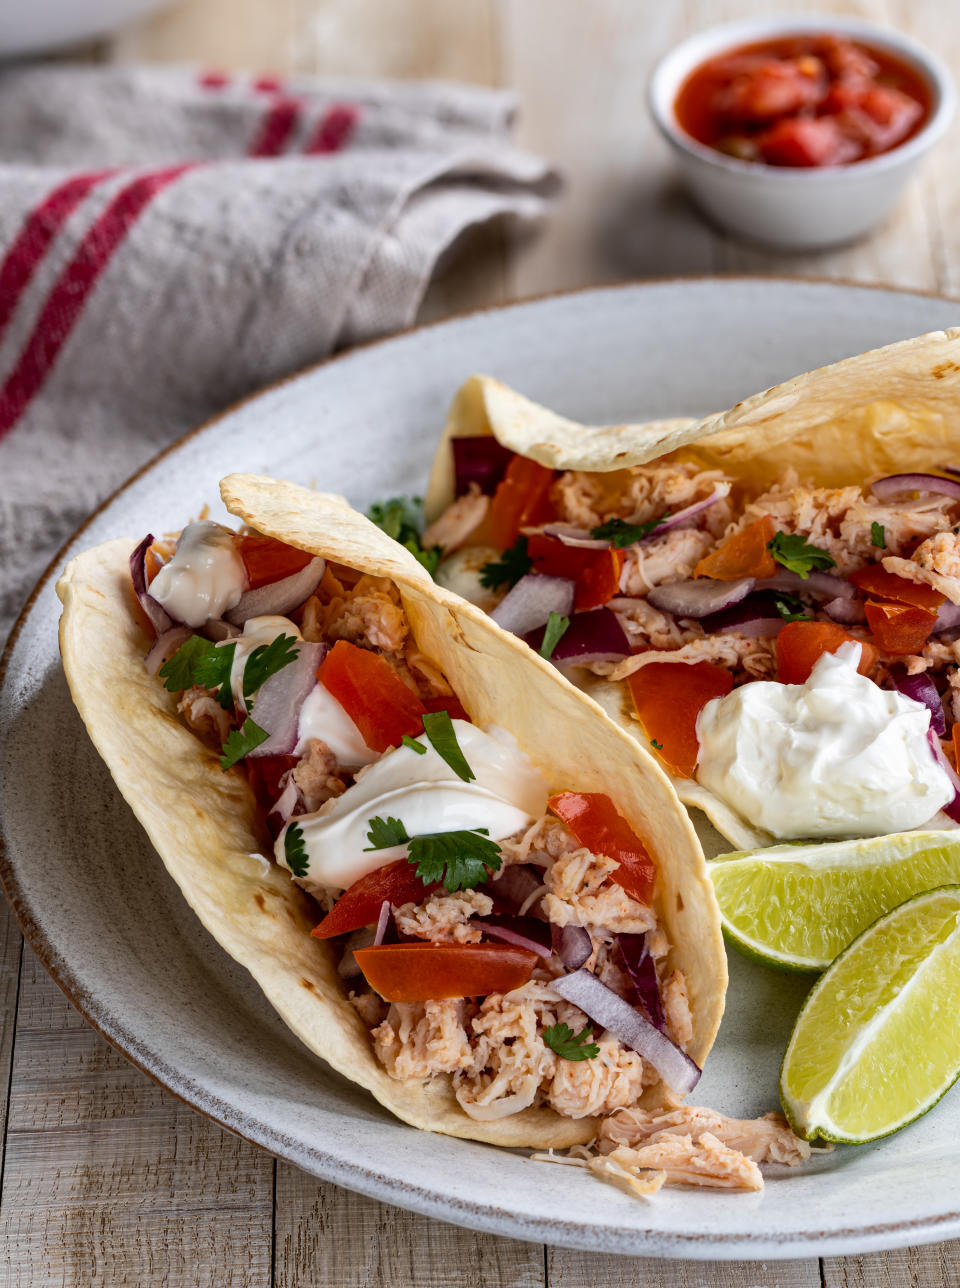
[3,279,960,1260]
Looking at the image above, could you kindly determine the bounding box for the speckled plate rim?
[5,276,960,1260]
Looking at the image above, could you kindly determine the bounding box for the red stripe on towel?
[0,164,194,441]
[0,170,115,347]
[199,70,231,89]
[304,104,359,155]
[248,98,302,156]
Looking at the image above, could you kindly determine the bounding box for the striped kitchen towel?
[0,62,557,638]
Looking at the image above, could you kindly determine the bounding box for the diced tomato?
[235,533,315,590]
[484,456,556,550]
[848,565,945,613]
[548,791,656,904]
[526,534,623,611]
[863,600,939,656]
[420,693,471,723]
[758,116,859,167]
[144,545,165,584]
[716,56,825,123]
[353,942,537,1001]
[245,753,299,810]
[317,640,425,752]
[627,661,733,779]
[694,515,777,581]
[312,860,438,940]
[952,725,960,773]
[776,620,878,684]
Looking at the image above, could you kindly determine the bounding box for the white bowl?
[648,15,956,250]
[0,0,171,56]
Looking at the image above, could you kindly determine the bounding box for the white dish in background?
[0,0,170,56]
[648,15,955,250]
[4,279,960,1260]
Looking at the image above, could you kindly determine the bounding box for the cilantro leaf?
[421,709,474,782]
[539,611,570,660]
[219,718,269,770]
[367,496,440,578]
[871,521,886,549]
[773,593,810,623]
[159,634,235,711]
[363,815,501,891]
[402,734,427,755]
[542,1022,600,1061]
[479,536,532,591]
[243,633,298,702]
[767,531,837,579]
[284,822,310,878]
[589,515,668,548]
[364,816,410,851]
[650,738,663,751]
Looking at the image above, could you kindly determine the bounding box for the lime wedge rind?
[708,831,960,974]
[780,885,960,1145]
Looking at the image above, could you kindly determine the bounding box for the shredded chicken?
[177,685,232,747]
[662,971,694,1048]
[373,999,475,1079]
[422,482,488,552]
[618,529,715,595]
[885,531,960,605]
[303,573,408,653]
[543,846,655,936]
[594,635,778,684]
[595,1132,763,1191]
[547,1035,645,1119]
[455,981,559,1120]
[608,596,702,651]
[394,890,494,943]
[600,1104,811,1167]
[551,463,732,533]
[402,640,458,700]
[292,739,346,811]
[349,990,388,1028]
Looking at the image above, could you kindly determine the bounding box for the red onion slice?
[491,573,575,636]
[647,577,754,618]
[373,901,393,946]
[480,916,553,958]
[756,569,854,600]
[203,618,241,642]
[551,923,592,970]
[525,607,630,663]
[928,732,960,823]
[617,933,666,1032]
[552,968,701,1094]
[248,642,326,758]
[490,864,545,916]
[822,596,866,625]
[892,665,946,736]
[130,535,172,636]
[935,601,960,633]
[227,557,325,627]
[871,474,960,502]
[700,591,788,637]
[268,774,301,824]
[540,524,611,550]
[452,436,515,496]
[636,484,730,544]
[144,626,194,676]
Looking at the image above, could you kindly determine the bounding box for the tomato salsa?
[674,34,931,168]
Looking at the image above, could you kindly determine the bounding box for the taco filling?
[424,371,960,848]
[86,485,808,1194]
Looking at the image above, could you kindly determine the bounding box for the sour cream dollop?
[276,722,548,893]
[695,643,953,840]
[149,521,246,627]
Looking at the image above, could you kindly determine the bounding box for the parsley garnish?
[767,531,837,579]
[539,611,570,660]
[367,496,441,576]
[650,738,663,751]
[872,521,886,549]
[402,734,427,754]
[363,816,502,891]
[542,1022,600,1061]
[284,822,309,877]
[479,536,532,590]
[220,718,269,770]
[159,635,236,711]
[243,633,298,702]
[421,710,475,782]
[773,593,810,623]
[589,515,668,548]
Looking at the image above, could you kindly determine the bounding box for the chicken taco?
[59,472,810,1193]
[423,329,960,851]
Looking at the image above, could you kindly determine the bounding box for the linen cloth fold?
[0,63,558,639]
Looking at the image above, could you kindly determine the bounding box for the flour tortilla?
[425,329,960,851]
[58,476,726,1148]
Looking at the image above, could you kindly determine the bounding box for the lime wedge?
[780,886,960,1142]
[709,831,960,972]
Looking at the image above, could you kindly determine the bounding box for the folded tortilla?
[57,475,726,1148]
[424,329,960,850]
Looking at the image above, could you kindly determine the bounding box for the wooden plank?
[822,1242,960,1287]
[274,1163,545,1288]
[111,0,300,72]
[548,1250,823,1288]
[0,950,274,1288]
[0,903,24,1188]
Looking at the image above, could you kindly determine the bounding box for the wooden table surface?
[7,0,960,1283]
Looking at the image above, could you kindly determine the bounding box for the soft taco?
[58,473,807,1193]
[423,329,960,851]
